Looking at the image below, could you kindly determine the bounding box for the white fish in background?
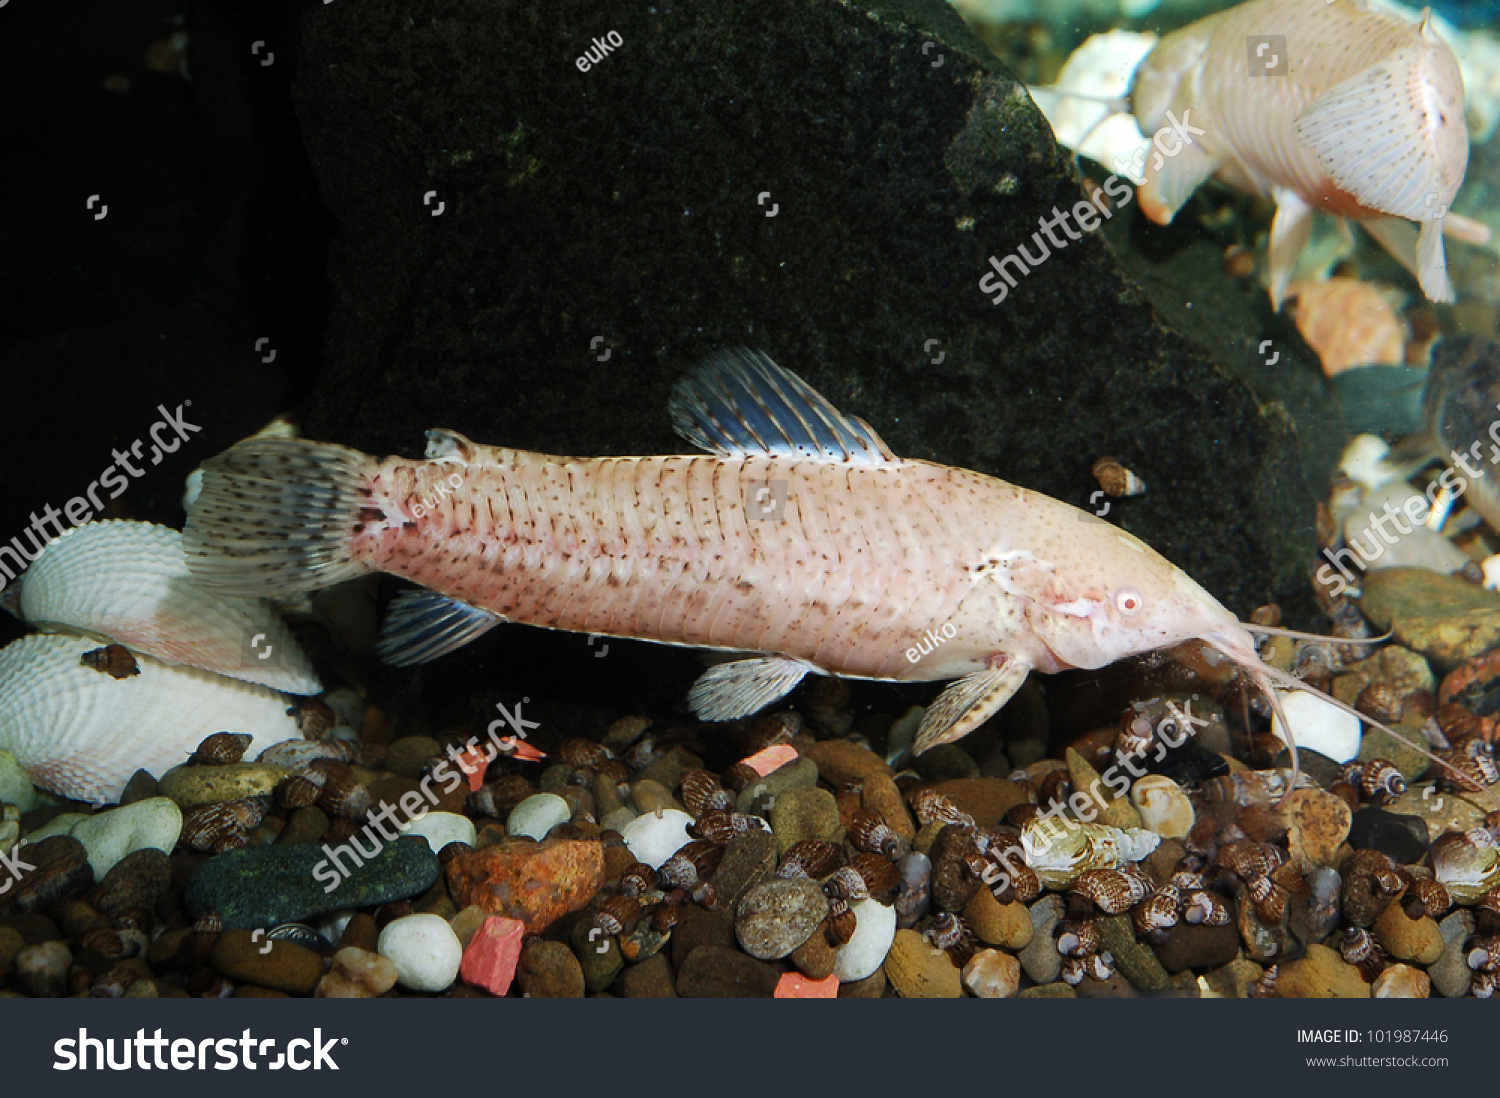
[5,520,320,695]
[0,633,302,804]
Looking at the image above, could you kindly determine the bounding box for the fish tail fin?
[183,438,377,598]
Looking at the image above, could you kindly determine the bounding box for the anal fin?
[913,659,1031,755]
[686,656,811,721]
[376,589,505,667]
[1362,217,1454,304]
[1268,188,1314,311]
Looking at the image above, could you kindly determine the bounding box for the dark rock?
[1,836,93,915]
[211,930,326,996]
[676,944,779,998]
[618,953,678,998]
[93,849,172,917]
[183,838,439,928]
[1151,922,1241,974]
[516,940,586,998]
[295,0,1331,638]
[569,915,623,993]
[1348,808,1430,864]
[671,904,737,970]
[0,912,61,945]
[929,824,982,912]
[1150,741,1229,787]
[1270,748,1343,790]
[120,770,159,806]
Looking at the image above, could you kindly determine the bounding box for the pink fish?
[1131,0,1490,306]
[183,349,1474,796]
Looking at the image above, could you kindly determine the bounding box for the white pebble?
[71,797,183,879]
[962,948,1020,998]
[377,913,463,992]
[621,808,695,868]
[21,813,86,844]
[506,793,572,841]
[401,811,476,852]
[832,897,896,983]
[1271,689,1362,764]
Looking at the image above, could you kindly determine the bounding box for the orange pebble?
[742,743,799,777]
[774,972,839,998]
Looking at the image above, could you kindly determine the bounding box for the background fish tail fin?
[183,438,375,597]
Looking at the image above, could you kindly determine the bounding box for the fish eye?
[1115,589,1144,615]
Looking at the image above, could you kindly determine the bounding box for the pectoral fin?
[913,659,1032,755]
[376,589,505,666]
[1362,217,1454,304]
[1135,137,1221,226]
[1268,188,1314,311]
[687,655,811,721]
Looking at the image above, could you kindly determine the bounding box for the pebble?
[378,913,463,992]
[1275,943,1371,998]
[21,814,86,844]
[838,968,887,998]
[769,786,842,857]
[962,948,1020,998]
[14,940,70,997]
[184,837,439,928]
[94,848,171,916]
[1331,646,1434,704]
[833,897,897,982]
[502,793,571,841]
[629,779,680,816]
[1386,785,1489,840]
[211,929,326,995]
[620,809,695,868]
[636,746,704,793]
[1290,865,1342,945]
[789,929,836,980]
[571,915,624,992]
[735,757,818,815]
[0,926,24,979]
[1018,895,1065,984]
[884,927,962,998]
[316,947,399,998]
[962,888,1034,950]
[339,913,380,953]
[458,915,525,995]
[676,944,779,998]
[1018,982,1076,998]
[895,850,931,928]
[1130,774,1194,839]
[400,811,475,852]
[1361,567,1500,665]
[920,777,1028,828]
[735,878,829,959]
[0,750,41,812]
[710,829,776,910]
[803,739,891,785]
[618,953,678,997]
[1201,957,1266,998]
[1,836,93,914]
[1272,691,1361,764]
[444,838,603,933]
[671,904,736,969]
[1430,909,1475,998]
[1286,789,1352,869]
[1096,914,1166,990]
[1372,963,1430,998]
[861,772,916,840]
[278,806,329,845]
[70,797,182,879]
[913,744,980,781]
[385,736,442,779]
[158,762,290,807]
[929,824,982,911]
[1356,724,1430,784]
[517,940,585,998]
[1372,900,1444,964]
[775,971,839,998]
[1067,749,1141,829]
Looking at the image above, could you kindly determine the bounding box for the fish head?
[1017,514,1251,672]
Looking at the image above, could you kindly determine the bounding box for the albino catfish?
[183,349,1473,794]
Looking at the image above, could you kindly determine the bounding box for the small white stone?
[1372,963,1430,999]
[1130,774,1194,839]
[506,793,572,841]
[0,750,41,813]
[962,948,1020,998]
[377,913,462,992]
[71,797,183,879]
[400,811,476,852]
[22,813,87,844]
[1271,690,1362,764]
[621,808,695,869]
[832,897,896,983]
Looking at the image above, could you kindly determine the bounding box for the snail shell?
[11,520,320,695]
[0,632,302,803]
[1070,868,1151,916]
[1432,828,1500,904]
[1020,816,1160,889]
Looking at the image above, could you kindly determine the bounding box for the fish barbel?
[1131,0,1490,306]
[184,349,1475,794]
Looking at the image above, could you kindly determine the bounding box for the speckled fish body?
[182,350,1276,753]
[1131,0,1484,305]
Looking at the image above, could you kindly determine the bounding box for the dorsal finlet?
[668,348,898,465]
